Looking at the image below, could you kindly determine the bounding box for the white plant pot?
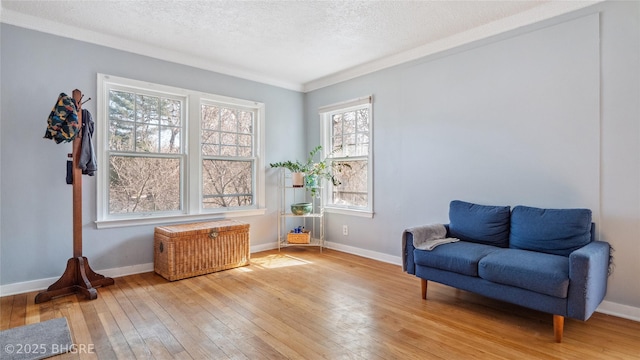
[292,172,305,187]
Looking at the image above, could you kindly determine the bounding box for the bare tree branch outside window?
[108,90,183,214]
[201,104,255,209]
[100,75,264,222]
[328,106,370,208]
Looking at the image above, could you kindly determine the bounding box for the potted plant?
[268,159,306,187]
[270,145,351,197]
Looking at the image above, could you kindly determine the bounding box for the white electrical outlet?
[343,225,348,236]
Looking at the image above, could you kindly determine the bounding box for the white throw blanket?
[402,224,459,271]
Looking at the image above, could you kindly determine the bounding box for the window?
[200,102,255,209]
[96,74,265,228]
[320,96,373,217]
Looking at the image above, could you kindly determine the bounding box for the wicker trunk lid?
[154,220,250,281]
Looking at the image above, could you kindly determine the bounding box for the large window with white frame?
[320,96,373,217]
[96,74,265,228]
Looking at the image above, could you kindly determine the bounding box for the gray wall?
[305,1,640,309]
[0,24,304,284]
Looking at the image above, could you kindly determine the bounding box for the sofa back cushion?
[509,205,592,256]
[448,200,511,247]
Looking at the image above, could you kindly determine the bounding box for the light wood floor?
[2,248,639,359]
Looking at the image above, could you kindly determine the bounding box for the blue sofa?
[402,200,610,342]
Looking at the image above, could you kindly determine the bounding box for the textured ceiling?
[1,1,599,91]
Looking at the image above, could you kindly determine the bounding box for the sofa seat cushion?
[449,200,511,247]
[414,241,500,277]
[478,249,570,298]
[510,205,592,256]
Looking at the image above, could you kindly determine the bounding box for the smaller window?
[320,96,373,217]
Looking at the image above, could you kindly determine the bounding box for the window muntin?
[331,108,369,157]
[201,104,253,157]
[109,91,182,153]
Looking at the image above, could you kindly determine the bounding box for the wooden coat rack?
[35,89,114,303]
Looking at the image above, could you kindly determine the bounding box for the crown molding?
[302,1,603,92]
[0,8,304,92]
[1,2,602,94]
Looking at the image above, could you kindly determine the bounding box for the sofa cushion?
[413,241,500,277]
[449,200,510,247]
[478,249,570,298]
[510,206,592,256]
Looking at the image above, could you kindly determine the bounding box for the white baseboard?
[0,276,62,298]
[597,300,640,322]
[325,241,402,265]
[250,242,279,253]
[0,262,155,297]
[101,262,155,279]
[2,243,639,323]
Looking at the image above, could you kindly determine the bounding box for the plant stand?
[277,169,324,251]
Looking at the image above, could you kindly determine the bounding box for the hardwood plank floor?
[2,248,639,359]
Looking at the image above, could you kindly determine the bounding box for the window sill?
[324,207,374,218]
[95,208,267,229]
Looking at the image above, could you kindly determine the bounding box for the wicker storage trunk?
[154,220,250,281]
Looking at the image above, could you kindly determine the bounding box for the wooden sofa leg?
[553,315,564,343]
[421,279,427,299]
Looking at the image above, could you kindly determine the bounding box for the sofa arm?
[567,240,610,320]
[403,224,451,274]
[402,231,417,274]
